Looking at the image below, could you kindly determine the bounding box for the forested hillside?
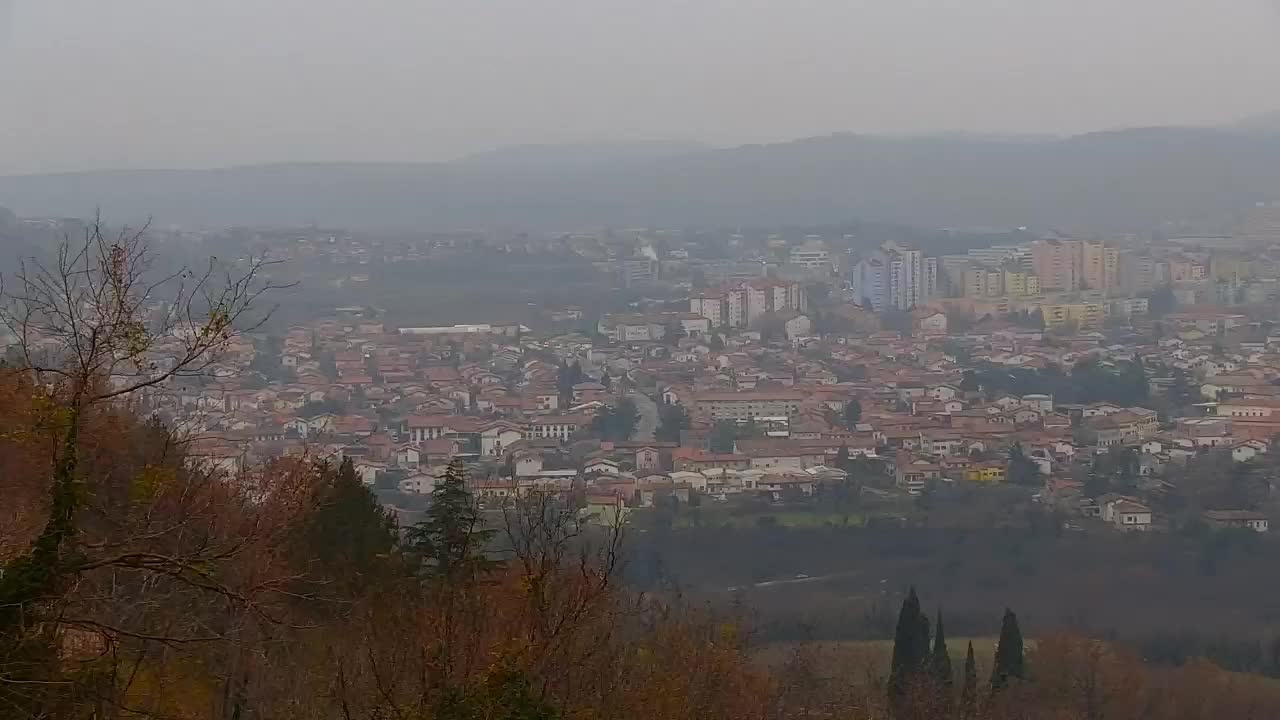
[5,128,1280,232]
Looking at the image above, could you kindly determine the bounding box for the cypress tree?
[990,608,1026,693]
[917,612,931,668]
[835,444,850,470]
[844,398,862,427]
[888,587,930,707]
[960,642,977,719]
[930,610,953,690]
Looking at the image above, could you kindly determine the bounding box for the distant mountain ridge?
[3,128,1280,232]
[454,140,710,172]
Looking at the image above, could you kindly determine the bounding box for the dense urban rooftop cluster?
[33,207,1274,538]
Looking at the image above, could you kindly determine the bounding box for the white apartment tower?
[888,247,924,310]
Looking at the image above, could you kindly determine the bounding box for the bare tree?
[1,218,280,405]
[0,218,293,716]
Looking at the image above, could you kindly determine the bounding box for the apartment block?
[1033,238,1082,291]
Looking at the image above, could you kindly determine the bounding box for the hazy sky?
[3,0,1280,174]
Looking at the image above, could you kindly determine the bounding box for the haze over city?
[3,0,1280,174]
[14,3,1280,719]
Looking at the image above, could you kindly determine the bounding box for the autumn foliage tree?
[0,219,291,716]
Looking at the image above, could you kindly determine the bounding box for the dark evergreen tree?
[990,608,1026,693]
[1006,443,1041,486]
[709,333,725,351]
[1124,357,1150,403]
[834,444,851,472]
[930,610,953,691]
[655,403,689,443]
[591,399,640,442]
[1169,367,1195,411]
[843,398,862,427]
[296,458,398,591]
[888,587,930,708]
[709,421,739,454]
[664,320,684,346]
[600,369,612,390]
[404,459,495,580]
[960,641,978,719]
[556,362,574,398]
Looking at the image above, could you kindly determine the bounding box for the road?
[728,570,862,591]
[628,392,658,442]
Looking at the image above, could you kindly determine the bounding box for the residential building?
[1081,240,1117,290]
[700,280,807,329]
[788,240,832,272]
[695,390,805,420]
[1039,302,1108,331]
[968,244,1033,271]
[621,258,659,287]
[888,246,925,310]
[1032,238,1083,291]
[525,414,590,442]
[850,256,888,311]
[1118,251,1155,293]
[1203,510,1269,533]
[1109,297,1149,318]
[690,292,727,327]
[598,313,711,341]
[1002,270,1040,297]
[1215,399,1280,419]
[923,257,939,301]
[1103,498,1153,531]
[853,243,932,310]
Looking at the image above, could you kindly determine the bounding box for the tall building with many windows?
[967,244,1034,271]
[850,256,888,311]
[1032,238,1083,291]
[689,280,806,328]
[851,244,934,311]
[1118,251,1155,293]
[888,247,923,310]
[1079,240,1118,290]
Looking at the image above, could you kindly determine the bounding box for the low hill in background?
[3,128,1280,232]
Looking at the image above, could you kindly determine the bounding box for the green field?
[677,509,867,529]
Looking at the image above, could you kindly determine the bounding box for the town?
[12,204,1279,542]
[13,5,1280,716]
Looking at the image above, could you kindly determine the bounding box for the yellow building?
[1082,240,1107,290]
[984,270,1003,297]
[1039,302,1109,331]
[1002,271,1043,297]
[959,267,1004,298]
[964,464,1006,483]
[1003,271,1026,296]
[1033,238,1082,291]
[1210,253,1256,283]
